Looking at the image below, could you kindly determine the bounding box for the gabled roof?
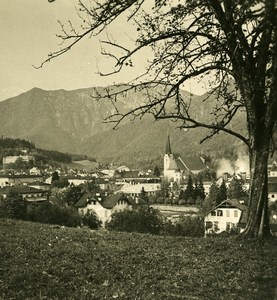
[180,156,206,171]
[168,157,187,171]
[120,171,140,179]
[238,210,248,227]
[167,156,206,172]
[101,193,129,209]
[75,192,97,208]
[75,192,130,209]
[205,198,248,216]
[224,199,248,211]
[0,185,46,195]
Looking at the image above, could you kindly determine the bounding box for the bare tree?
[44,0,277,239]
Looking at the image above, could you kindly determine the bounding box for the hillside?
[0,219,276,299]
[0,137,95,168]
[0,86,248,167]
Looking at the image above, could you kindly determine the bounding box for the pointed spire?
[165,135,172,154]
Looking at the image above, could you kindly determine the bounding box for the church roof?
[180,156,206,171]
[164,136,206,172]
[168,157,187,171]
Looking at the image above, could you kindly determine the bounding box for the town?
[0,136,276,237]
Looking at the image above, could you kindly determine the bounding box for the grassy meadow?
[0,219,276,299]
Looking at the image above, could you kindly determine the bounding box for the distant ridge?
[0,86,248,167]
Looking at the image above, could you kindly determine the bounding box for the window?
[217,210,223,216]
[226,222,231,231]
[226,210,230,217]
[205,221,213,230]
[214,221,219,232]
[234,210,238,217]
[272,195,275,198]
[211,211,216,216]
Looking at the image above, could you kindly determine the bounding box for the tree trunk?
[239,134,272,239]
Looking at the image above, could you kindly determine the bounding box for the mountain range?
[0,86,248,168]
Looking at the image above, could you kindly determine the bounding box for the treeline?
[0,137,35,158]
[0,137,35,150]
[71,154,97,162]
[35,149,72,164]
[0,137,96,166]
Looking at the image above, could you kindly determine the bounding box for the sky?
[0,0,205,102]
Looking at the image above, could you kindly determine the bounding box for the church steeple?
[165,135,172,154]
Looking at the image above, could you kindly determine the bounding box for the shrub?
[187,197,195,205]
[26,202,81,227]
[156,196,165,204]
[162,215,204,237]
[82,211,102,229]
[164,198,172,205]
[148,195,157,204]
[107,207,164,234]
[0,197,27,220]
[172,198,179,205]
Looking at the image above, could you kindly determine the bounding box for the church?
[163,136,207,183]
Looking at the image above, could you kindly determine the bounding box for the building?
[268,161,277,177]
[163,136,206,183]
[75,192,131,226]
[204,199,247,235]
[29,167,41,175]
[28,181,51,192]
[64,176,90,186]
[3,155,34,169]
[0,185,49,202]
[0,174,43,187]
[115,170,160,185]
[268,177,277,203]
[116,182,161,200]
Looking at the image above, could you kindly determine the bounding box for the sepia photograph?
[0,1,276,299]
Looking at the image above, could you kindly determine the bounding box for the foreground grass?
[0,219,276,300]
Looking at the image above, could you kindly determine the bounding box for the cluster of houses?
[0,137,277,236]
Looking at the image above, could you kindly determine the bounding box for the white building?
[163,136,206,183]
[29,167,41,175]
[116,182,161,199]
[75,192,131,226]
[0,174,43,187]
[204,199,247,235]
[3,155,34,168]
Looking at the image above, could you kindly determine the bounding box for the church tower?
[164,135,174,178]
